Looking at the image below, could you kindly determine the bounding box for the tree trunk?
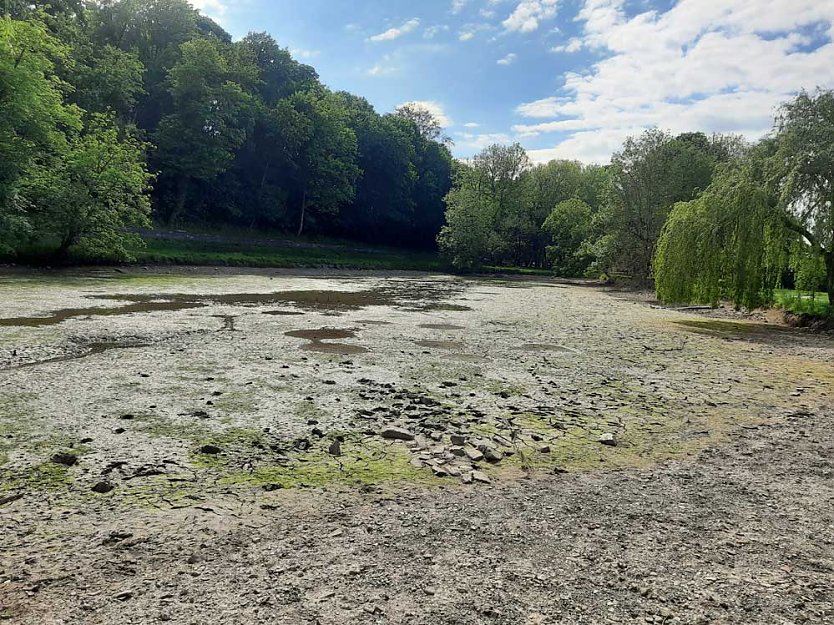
[825,251,834,308]
[168,177,190,226]
[296,189,307,238]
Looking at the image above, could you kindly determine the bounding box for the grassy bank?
[131,236,448,271]
[0,229,450,272]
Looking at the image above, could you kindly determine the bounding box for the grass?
[129,236,449,272]
[775,288,831,317]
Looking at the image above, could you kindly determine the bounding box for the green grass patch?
[131,237,448,271]
[775,289,831,317]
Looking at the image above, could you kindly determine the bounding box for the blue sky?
[194,0,834,163]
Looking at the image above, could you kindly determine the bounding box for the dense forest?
[1,2,832,311]
[1,0,453,257]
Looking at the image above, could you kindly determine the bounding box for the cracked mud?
[0,268,832,624]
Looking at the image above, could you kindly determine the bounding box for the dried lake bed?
[1,268,833,624]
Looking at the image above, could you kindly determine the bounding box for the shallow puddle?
[0,301,204,327]
[420,323,466,331]
[285,328,368,355]
[285,329,357,341]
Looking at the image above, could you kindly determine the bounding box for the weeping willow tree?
[656,90,834,313]
[655,164,788,309]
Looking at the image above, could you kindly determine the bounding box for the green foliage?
[542,198,594,277]
[656,90,834,313]
[438,144,609,272]
[0,15,152,259]
[655,164,787,309]
[23,114,153,258]
[771,89,834,304]
[596,129,725,281]
[438,144,530,269]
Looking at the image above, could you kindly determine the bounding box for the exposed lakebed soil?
[0,268,832,624]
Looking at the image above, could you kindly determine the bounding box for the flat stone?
[472,471,491,484]
[465,447,484,462]
[599,433,618,447]
[482,447,504,463]
[380,427,415,441]
[450,434,467,446]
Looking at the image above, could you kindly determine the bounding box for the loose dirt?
[0,268,832,624]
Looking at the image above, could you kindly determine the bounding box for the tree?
[272,91,359,236]
[438,143,530,269]
[542,198,594,277]
[654,158,786,309]
[395,102,447,143]
[153,37,255,223]
[655,91,834,311]
[772,89,834,304]
[603,130,717,280]
[0,16,79,252]
[24,114,153,258]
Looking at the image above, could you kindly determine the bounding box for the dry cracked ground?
[0,267,832,625]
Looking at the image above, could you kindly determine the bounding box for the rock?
[450,446,466,457]
[380,426,415,441]
[328,439,342,456]
[599,433,618,447]
[461,472,474,484]
[450,434,467,446]
[481,447,504,463]
[92,481,115,494]
[51,452,78,467]
[199,444,222,455]
[464,447,484,462]
[471,471,491,484]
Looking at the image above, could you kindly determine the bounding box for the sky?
[191,0,834,164]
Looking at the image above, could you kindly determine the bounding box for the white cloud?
[397,100,453,128]
[290,48,321,60]
[458,22,494,41]
[464,122,481,128]
[497,52,518,65]
[455,131,516,152]
[452,0,468,14]
[503,0,560,33]
[424,25,449,39]
[369,18,421,43]
[516,0,834,163]
[190,0,226,22]
[367,59,398,76]
[551,37,582,53]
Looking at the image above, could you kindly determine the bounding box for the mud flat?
[1,268,833,624]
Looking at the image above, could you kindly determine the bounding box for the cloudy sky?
[193,0,834,163]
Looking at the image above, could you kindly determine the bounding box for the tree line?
[1,0,453,259]
[440,91,834,310]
